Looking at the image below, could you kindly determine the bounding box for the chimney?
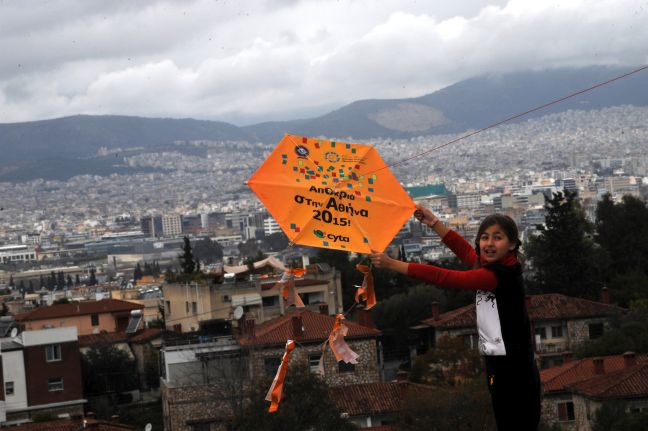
[356,304,376,329]
[110,415,120,423]
[601,286,609,304]
[319,303,329,315]
[593,357,605,375]
[623,352,637,368]
[431,302,440,321]
[562,351,573,364]
[291,315,304,338]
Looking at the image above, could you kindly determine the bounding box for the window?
[551,325,563,338]
[557,401,575,421]
[191,423,211,431]
[48,377,64,392]
[589,323,604,339]
[186,301,190,314]
[264,357,282,377]
[46,344,62,362]
[262,296,279,307]
[5,381,14,396]
[309,354,322,374]
[338,361,355,373]
[534,327,546,340]
[192,301,198,314]
[91,313,99,326]
[166,300,171,315]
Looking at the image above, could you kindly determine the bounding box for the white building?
[0,246,37,265]
[263,217,281,236]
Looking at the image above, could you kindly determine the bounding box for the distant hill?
[1,65,647,181]
[243,65,648,142]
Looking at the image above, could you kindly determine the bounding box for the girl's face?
[478,223,516,263]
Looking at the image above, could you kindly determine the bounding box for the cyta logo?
[313,229,325,238]
[313,229,349,243]
[295,145,309,158]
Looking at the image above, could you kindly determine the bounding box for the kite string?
[353,64,648,178]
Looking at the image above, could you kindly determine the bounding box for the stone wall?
[161,380,232,431]
[248,338,380,387]
[541,393,577,431]
[567,318,610,347]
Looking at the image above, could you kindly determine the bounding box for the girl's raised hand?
[414,204,437,226]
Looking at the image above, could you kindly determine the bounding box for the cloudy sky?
[1,0,647,125]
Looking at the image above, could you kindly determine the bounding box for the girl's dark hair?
[474,214,522,257]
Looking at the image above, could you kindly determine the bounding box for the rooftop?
[15,298,143,321]
[238,309,380,347]
[422,293,623,329]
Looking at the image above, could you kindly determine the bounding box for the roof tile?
[238,309,380,346]
[15,299,143,321]
[423,293,623,329]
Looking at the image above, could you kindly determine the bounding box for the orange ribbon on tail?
[265,340,296,413]
[274,268,306,308]
[355,264,376,310]
[328,314,359,364]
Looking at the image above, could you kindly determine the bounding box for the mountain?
[244,65,648,142]
[1,65,647,181]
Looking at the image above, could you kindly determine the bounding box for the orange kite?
[247,134,415,253]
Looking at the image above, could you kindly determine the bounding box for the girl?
[370,205,541,430]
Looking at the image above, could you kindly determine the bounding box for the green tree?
[575,305,646,357]
[261,232,289,252]
[525,191,606,299]
[232,365,356,431]
[18,279,25,292]
[81,345,139,394]
[66,274,73,288]
[39,274,45,288]
[57,271,65,289]
[75,274,81,286]
[409,334,482,385]
[238,239,260,260]
[592,400,648,431]
[596,194,648,276]
[133,263,143,281]
[88,268,97,286]
[8,275,14,288]
[179,236,196,274]
[396,377,495,431]
[607,268,648,308]
[192,239,224,264]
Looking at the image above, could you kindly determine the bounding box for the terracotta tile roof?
[238,309,380,346]
[15,299,143,321]
[129,327,162,343]
[540,353,648,393]
[329,382,434,416]
[79,328,162,347]
[569,362,648,399]
[422,293,623,329]
[9,418,135,431]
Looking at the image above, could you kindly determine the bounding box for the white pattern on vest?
[476,290,506,356]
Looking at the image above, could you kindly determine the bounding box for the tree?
[409,334,482,385]
[231,365,356,431]
[238,239,260,260]
[575,305,648,357]
[28,280,34,292]
[8,275,14,288]
[607,268,648,308]
[39,274,45,288]
[81,345,139,394]
[179,236,196,274]
[397,377,495,431]
[261,232,289,252]
[133,263,143,281]
[66,274,73,288]
[57,271,65,289]
[592,400,648,431]
[88,268,97,286]
[192,239,224,264]
[18,279,25,292]
[596,194,648,276]
[525,191,606,299]
[75,274,81,286]
[48,271,56,290]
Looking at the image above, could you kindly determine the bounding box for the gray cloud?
[0,0,646,124]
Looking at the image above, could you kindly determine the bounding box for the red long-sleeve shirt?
[407,230,516,291]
